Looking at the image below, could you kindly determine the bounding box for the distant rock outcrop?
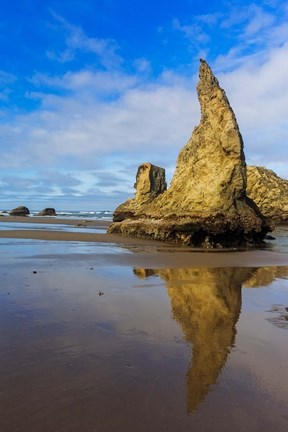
[113,163,167,222]
[109,59,271,247]
[247,166,288,224]
[9,206,30,216]
[38,208,57,216]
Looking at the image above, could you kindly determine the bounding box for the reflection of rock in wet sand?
[134,267,256,412]
[167,268,246,413]
[243,266,288,330]
[134,266,288,411]
[243,266,288,288]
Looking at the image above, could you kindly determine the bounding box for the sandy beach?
[1,216,288,432]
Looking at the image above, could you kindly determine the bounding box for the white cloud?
[31,70,138,94]
[173,18,210,44]
[215,41,288,177]
[0,69,198,170]
[196,13,222,25]
[47,12,122,69]
[0,71,16,102]
[0,70,16,85]
[174,1,288,69]
[243,5,275,37]
[133,58,151,74]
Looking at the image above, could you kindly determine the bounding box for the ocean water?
[0,209,113,220]
[263,226,288,254]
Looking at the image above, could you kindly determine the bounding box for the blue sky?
[0,0,288,211]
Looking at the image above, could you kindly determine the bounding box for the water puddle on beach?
[0,221,107,234]
[0,242,288,431]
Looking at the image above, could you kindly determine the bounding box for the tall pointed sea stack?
[109,59,271,247]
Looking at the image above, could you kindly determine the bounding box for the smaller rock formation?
[38,208,57,216]
[247,166,288,224]
[109,60,271,247]
[9,206,30,216]
[113,162,167,222]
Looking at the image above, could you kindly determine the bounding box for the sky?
[0,0,288,211]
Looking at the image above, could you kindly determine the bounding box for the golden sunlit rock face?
[113,163,167,222]
[134,266,288,412]
[109,60,271,247]
[247,166,288,224]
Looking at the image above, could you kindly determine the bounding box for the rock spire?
[108,60,271,247]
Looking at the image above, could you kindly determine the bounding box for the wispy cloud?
[0,71,16,102]
[46,12,122,69]
[30,69,139,96]
[0,70,16,85]
[173,1,288,68]
[0,76,196,166]
[242,4,275,37]
[172,18,210,44]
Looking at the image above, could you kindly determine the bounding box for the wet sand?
[0,215,287,267]
[0,217,288,432]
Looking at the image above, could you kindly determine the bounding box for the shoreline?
[0,215,111,227]
[0,215,287,268]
